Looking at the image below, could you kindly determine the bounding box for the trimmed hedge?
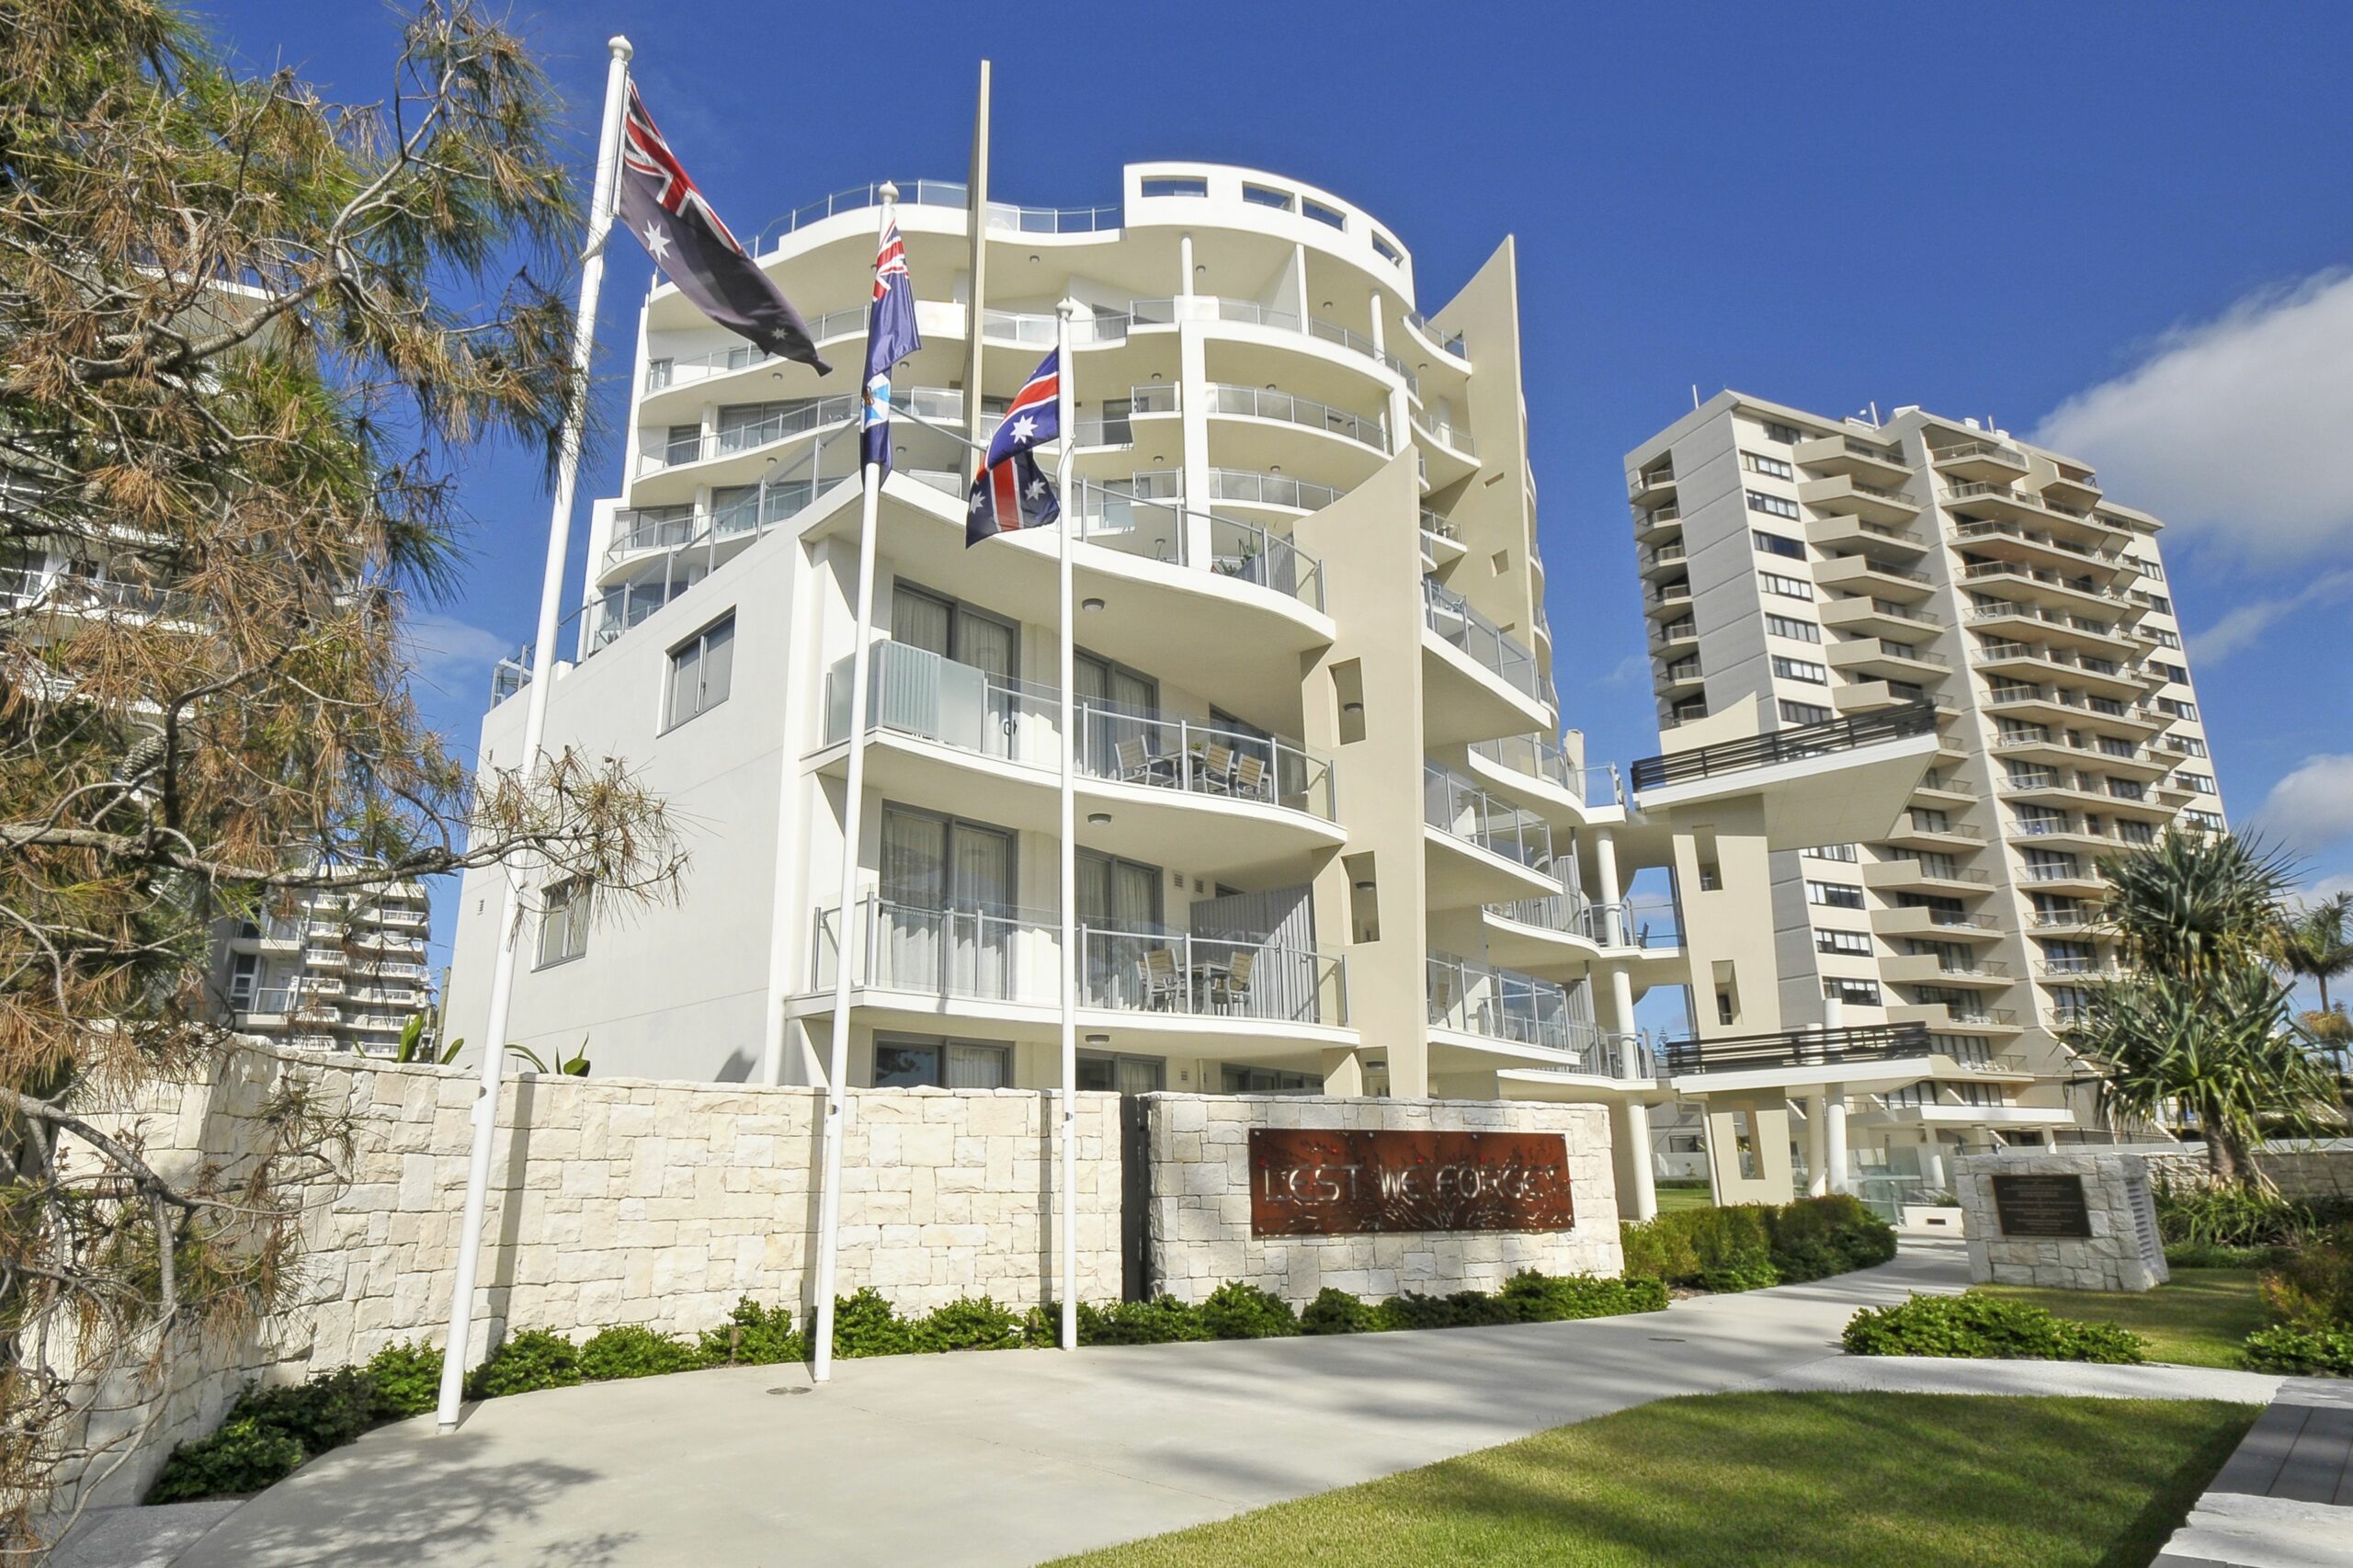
[1842,1293,2146,1363]
[1620,1193,1897,1293]
[146,1271,1668,1504]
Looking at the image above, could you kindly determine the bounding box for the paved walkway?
[2155,1378,2353,1568]
[167,1243,1971,1568]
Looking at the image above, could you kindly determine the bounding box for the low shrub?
[912,1296,1028,1353]
[364,1340,443,1420]
[698,1297,805,1366]
[1299,1287,1374,1335]
[1499,1270,1668,1322]
[2257,1225,2353,1332]
[2153,1182,2347,1249]
[1078,1297,1212,1346]
[464,1328,583,1399]
[2166,1243,2290,1271]
[145,1416,306,1504]
[831,1287,917,1358]
[2241,1324,2353,1376]
[1843,1293,2145,1364]
[1197,1281,1299,1340]
[1621,1193,1894,1294]
[228,1369,377,1456]
[579,1324,710,1381]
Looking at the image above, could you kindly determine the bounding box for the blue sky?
[201,1,2353,977]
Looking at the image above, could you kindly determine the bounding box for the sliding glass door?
[877,806,1016,998]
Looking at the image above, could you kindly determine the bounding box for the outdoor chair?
[1140,947,1185,1011]
[1197,741,1236,793]
[1231,751,1268,801]
[1207,949,1256,1014]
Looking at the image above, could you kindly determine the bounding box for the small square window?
[536,879,590,969]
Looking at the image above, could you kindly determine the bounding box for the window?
[2186,809,2226,832]
[536,879,590,968]
[1752,529,1804,558]
[1779,699,1832,725]
[1771,655,1827,684]
[1671,697,1708,722]
[1140,175,1206,198]
[1761,420,1802,445]
[1824,976,1883,1006]
[1716,990,1735,1026]
[645,358,674,391]
[1760,571,1813,600]
[873,1037,1010,1089]
[1816,928,1872,956]
[1301,198,1346,229]
[1765,614,1819,642]
[892,583,1019,683]
[1745,490,1801,520]
[2151,628,2181,649]
[2140,593,2173,614]
[1910,807,1950,834]
[1077,1051,1165,1094]
[1667,1133,1704,1154]
[1241,183,1293,210]
[1371,233,1403,265]
[2158,697,2198,721]
[2175,770,2216,794]
[1804,843,1859,862]
[1222,1065,1324,1094]
[2171,735,2209,758]
[664,424,702,465]
[1743,452,1795,480]
[665,613,735,729]
[2155,662,2189,686]
[1806,881,1866,910]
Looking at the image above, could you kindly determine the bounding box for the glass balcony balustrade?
[1424,764,1552,871]
[821,641,1336,821]
[1469,734,1625,808]
[1423,578,1540,698]
[1426,955,1636,1074]
[812,896,1346,1026]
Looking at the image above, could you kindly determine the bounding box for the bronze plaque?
[1990,1173,2093,1239]
[1247,1128,1575,1237]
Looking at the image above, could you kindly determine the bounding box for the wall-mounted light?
[1353,880,1375,892]
[1342,700,1364,716]
[1087,812,1111,826]
[1081,597,1105,612]
[1085,1032,1110,1048]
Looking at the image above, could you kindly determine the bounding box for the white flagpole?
[435,36,633,1434]
[812,184,900,1384]
[1054,300,1080,1352]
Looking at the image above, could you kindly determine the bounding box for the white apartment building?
[208,878,436,1054]
[1624,392,2222,1205]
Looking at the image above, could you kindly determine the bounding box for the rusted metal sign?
[1247,1128,1576,1236]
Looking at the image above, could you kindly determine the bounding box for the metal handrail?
[1207,468,1346,513]
[1470,735,1624,807]
[1425,954,1601,1059]
[1665,1023,1932,1074]
[1424,763,1552,871]
[1201,384,1387,452]
[1630,702,1936,792]
[1423,578,1540,698]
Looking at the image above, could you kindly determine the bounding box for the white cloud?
[2248,754,2353,860]
[1590,653,1649,688]
[2188,567,2353,663]
[2034,269,2353,565]
[403,611,514,691]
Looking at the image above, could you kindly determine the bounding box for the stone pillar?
[1613,1098,1657,1221]
[1824,1087,1849,1195]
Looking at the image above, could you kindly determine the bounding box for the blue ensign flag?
[859,219,921,472]
[966,350,1062,546]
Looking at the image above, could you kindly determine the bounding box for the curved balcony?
[750,179,1121,256]
[807,897,1352,1056]
[1427,954,1608,1071]
[1423,763,1555,909]
[1464,733,1622,827]
[818,640,1342,884]
[1205,467,1347,519]
[1422,578,1548,744]
[1481,884,1607,975]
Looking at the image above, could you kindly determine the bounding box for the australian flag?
[860,218,921,472]
[619,86,830,374]
[966,350,1061,547]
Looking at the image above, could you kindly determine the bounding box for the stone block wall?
[1958,1151,2168,1292]
[1140,1094,1623,1305]
[67,1043,1120,1509]
[2138,1141,2353,1203]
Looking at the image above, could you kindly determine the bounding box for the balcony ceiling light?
[1081,597,1105,612]
[1087,812,1111,826]
[1086,1032,1110,1047]
[1343,700,1365,715]
[1353,881,1375,892]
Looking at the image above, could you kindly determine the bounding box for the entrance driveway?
[175,1243,1969,1568]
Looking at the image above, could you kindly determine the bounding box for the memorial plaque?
[1989,1173,2093,1239]
[1247,1129,1575,1237]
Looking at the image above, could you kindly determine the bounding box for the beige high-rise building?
[1624,391,2222,1201]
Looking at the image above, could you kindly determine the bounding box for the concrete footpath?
[161,1243,1971,1568]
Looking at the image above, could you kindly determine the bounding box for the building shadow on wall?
[476,1072,541,1362]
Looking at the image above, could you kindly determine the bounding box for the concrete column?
[1318,1045,1364,1098]
[1804,1091,1829,1198]
[1925,1142,1949,1192]
[1175,322,1211,565]
[1594,829,1625,947]
[1176,232,1194,299]
[1824,1086,1849,1194]
[1612,1098,1657,1221]
[2040,1128,2058,1151]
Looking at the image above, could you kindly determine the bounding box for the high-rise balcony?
[1950,518,2131,581]
[821,641,1341,882]
[1968,641,2157,702]
[1199,383,1390,458]
[1463,734,1624,823]
[1423,763,1557,908]
[1863,858,1992,895]
[1960,561,2140,619]
[1663,1023,1938,1089]
[1964,600,2132,656]
[1871,904,2004,944]
[1927,441,2031,483]
[1793,434,1910,487]
[1422,578,1548,742]
[1799,475,1923,527]
[1881,954,2011,989]
[1806,514,1931,557]
[1425,954,1623,1070]
[1818,596,1939,641]
[811,897,1351,1046]
[1636,540,1687,577]
[1814,553,1937,603]
[1826,638,1948,684]
[2040,467,2103,509]
[1631,504,1683,542]
[1628,464,1677,506]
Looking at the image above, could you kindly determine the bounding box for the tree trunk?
[2201,1112,2245,1187]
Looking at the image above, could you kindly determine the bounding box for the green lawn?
[1048,1392,2255,1568]
[1653,1183,1715,1214]
[1972,1267,2269,1369]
